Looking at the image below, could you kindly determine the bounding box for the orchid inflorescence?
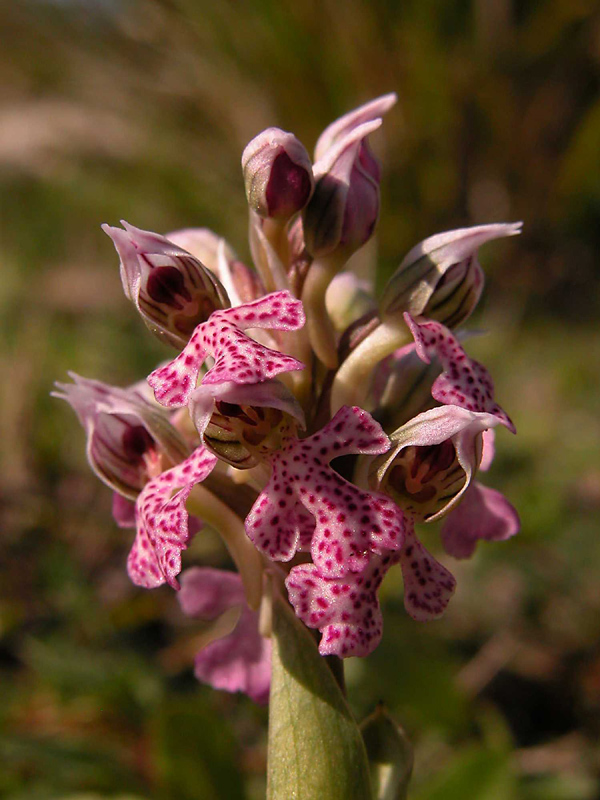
[55,94,520,704]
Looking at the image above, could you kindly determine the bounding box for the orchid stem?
[187,485,263,610]
[330,317,409,414]
[301,257,340,369]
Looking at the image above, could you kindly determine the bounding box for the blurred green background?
[1,1,599,798]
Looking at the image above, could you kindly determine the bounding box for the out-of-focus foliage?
[0,1,599,798]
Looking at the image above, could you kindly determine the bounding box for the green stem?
[263,217,290,269]
[249,211,290,292]
[330,317,409,414]
[186,486,263,610]
[301,256,341,369]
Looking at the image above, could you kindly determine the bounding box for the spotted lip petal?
[179,568,271,704]
[148,291,306,408]
[127,447,218,589]
[245,406,406,575]
[286,552,399,658]
[404,313,516,433]
[398,522,456,621]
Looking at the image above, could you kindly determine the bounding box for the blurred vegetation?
[1,0,599,797]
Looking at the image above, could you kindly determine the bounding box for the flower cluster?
[56,94,520,701]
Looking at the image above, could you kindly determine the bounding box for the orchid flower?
[103,222,230,348]
[58,93,521,706]
[53,373,189,499]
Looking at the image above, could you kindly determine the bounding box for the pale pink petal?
[314,93,397,167]
[178,566,246,619]
[179,568,270,704]
[286,553,399,658]
[441,481,520,559]
[370,405,502,523]
[480,428,496,472]
[112,493,136,528]
[245,406,406,573]
[127,447,218,589]
[399,523,456,621]
[53,373,189,498]
[404,314,515,433]
[148,291,306,408]
[192,606,271,704]
[381,404,501,452]
[102,222,230,348]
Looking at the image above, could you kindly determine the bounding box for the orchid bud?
[102,221,230,348]
[53,374,189,500]
[314,93,397,173]
[380,223,522,327]
[303,94,396,262]
[242,127,314,221]
[302,119,382,261]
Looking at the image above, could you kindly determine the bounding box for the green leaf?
[267,591,373,800]
[360,705,413,800]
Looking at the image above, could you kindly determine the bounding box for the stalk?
[187,486,263,610]
[330,317,409,413]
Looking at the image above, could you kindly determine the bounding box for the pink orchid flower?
[58,94,521,679]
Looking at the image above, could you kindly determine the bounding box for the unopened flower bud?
[242,127,314,221]
[371,343,439,430]
[380,223,522,327]
[314,93,397,175]
[302,118,382,261]
[102,221,230,348]
[303,95,396,262]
